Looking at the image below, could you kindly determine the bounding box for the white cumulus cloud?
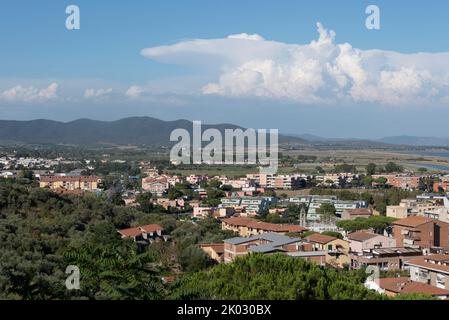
[126,85,145,99]
[1,82,59,103]
[84,87,113,99]
[141,22,449,106]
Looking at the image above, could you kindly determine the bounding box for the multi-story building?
[387,198,444,219]
[192,206,214,218]
[155,198,185,210]
[186,174,208,185]
[199,243,224,263]
[257,174,307,190]
[367,277,449,299]
[424,207,449,224]
[221,217,307,237]
[321,173,358,186]
[219,196,276,216]
[39,175,102,192]
[404,254,449,290]
[392,216,449,250]
[351,247,423,271]
[289,195,367,221]
[373,174,430,190]
[141,176,169,196]
[304,233,350,267]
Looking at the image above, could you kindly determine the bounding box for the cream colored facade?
[39,176,101,191]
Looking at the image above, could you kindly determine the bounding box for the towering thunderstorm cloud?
[141,22,449,106]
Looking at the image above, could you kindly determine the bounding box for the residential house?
[156,198,185,210]
[404,254,449,290]
[392,216,449,250]
[286,250,327,266]
[223,233,308,263]
[366,277,449,299]
[304,233,350,267]
[193,206,214,219]
[117,224,165,243]
[199,243,225,263]
[117,227,143,241]
[141,176,169,196]
[350,247,423,271]
[347,231,396,253]
[341,208,373,220]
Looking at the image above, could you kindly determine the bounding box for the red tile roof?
[392,216,434,228]
[199,243,225,254]
[347,231,380,242]
[305,233,338,244]
[117,227,142,237]
[405,255,449,274]
[140,224,163,233]
[223,217,307,233]
[346,208,372,216]
[379,277,449,296]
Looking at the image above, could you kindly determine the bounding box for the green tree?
[385,162,403,173]
[64,242,166,299]
[170,254,384,300]
[374,177,388,188]
[317,203,336,224]
[362,175,374,187]
[136,192,154,213]
[322,231,343,239]
[366,163,377,175]
[178,246,215,273]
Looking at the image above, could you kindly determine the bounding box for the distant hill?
[0,117,307,146]
[378,136,449,147]
[285,133,392,148]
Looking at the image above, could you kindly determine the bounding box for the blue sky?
[1,1,449,138]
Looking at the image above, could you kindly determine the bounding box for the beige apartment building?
[404,254,449,290]
[39,175,101,191]
[387,199,443,219]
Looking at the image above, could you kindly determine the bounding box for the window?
[436,274,446,289]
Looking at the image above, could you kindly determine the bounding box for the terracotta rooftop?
[117,227,142,237]
[199,243,225,254]
[142,177,168,184]
[140,224,163,233]
[404,255,449,274]
[392,216,434,228]
[305,233,339,244]
[347,231,380,242]
[379,277,449,296]
[223,217,308,233]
